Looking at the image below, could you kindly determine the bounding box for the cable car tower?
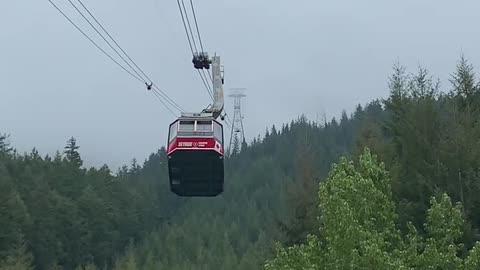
[227,88,246,156]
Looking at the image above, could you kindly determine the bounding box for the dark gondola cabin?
[167,113,224,196]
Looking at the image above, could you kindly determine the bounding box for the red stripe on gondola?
[167,137,224,155]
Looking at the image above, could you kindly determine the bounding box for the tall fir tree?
[64,137,83,168]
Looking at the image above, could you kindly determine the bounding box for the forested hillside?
[0,135,186,269]
[265,149,480,269]
[2,56,480,269]
[0,104,370,269]
[265,56,480,269]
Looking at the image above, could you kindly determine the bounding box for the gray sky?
[1,0,479,170]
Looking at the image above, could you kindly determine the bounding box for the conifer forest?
[3,57,480,269]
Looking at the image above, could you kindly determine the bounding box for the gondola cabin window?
[196,120,213,132]
[213,121,223,143]
[179,120,195,132]
[168,121,178,143]
[175,119,216,136]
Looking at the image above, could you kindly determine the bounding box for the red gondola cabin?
[167,113,224,196]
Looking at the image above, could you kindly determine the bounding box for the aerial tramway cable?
[176,0,214,101]
[47,0,182,116]
[48,0,228,127]
[75,0,185,112]
[71,0,184,113]
[180,0,199,54]
[189,0,205,53]
[47,0,144,84]
[48,0,229,197]
[66,0,147,84]
[189,0,214,89]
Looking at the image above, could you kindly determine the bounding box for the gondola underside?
[168,149,224,197]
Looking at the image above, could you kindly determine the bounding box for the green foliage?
[464,243,480,270]
[4,55,480,270]
[318,149,399,269]
[278,139,319,246]
[265,148,480,270]
[0,237,34,270]
[98,111,362,270]
[64,137,83,168]
[380,56,480,245]
[0,133,13,156]
[231,133,240,156]
[0,138,180,270]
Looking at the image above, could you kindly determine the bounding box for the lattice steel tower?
[228,88,246,155]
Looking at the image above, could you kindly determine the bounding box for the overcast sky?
[1,0,479,170]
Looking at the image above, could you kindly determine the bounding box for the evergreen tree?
[278,138,319,246]
[0,133,13,155]
[64,137,83,168]
[129,158,141,175]
[231,133,240,156]
[0,167,31,260]
[450,55,479,109]
[241,139,248,153]
[0,237,34,270]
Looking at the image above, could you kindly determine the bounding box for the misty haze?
[1,0,480,269]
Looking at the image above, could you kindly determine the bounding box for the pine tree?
[0,236,34,270]
[0,167,31,259]
[64,137,83,168]
[241,139,248,153]
[0,133,13,155]
[129,158,141,175]
[278,138,319,246]
[450,54,479,109]
[231,133,240,156]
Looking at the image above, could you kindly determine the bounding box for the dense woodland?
[2,56,480,269]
